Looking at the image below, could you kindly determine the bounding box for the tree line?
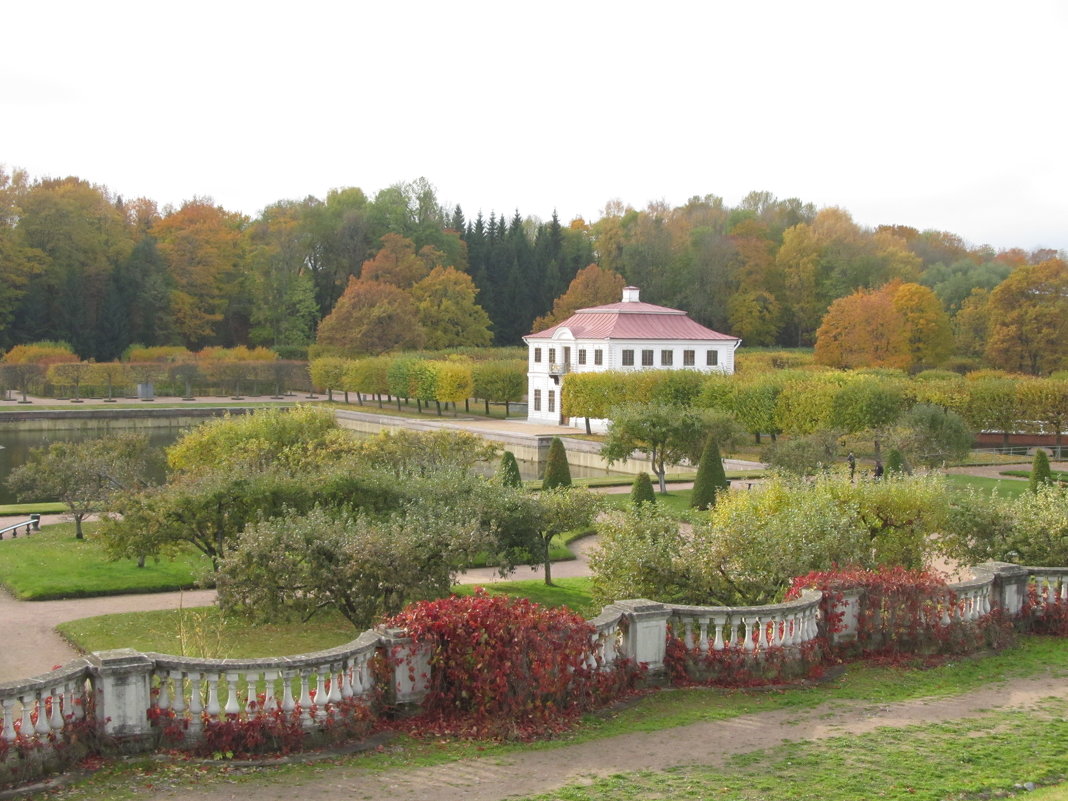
[4,167,1064,371]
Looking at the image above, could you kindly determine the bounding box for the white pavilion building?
[523,286,741,430]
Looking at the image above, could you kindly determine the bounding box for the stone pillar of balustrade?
[971,562,1030,617]
[376,628,430,706]
[833,589,864,644]
[607,599,671,676]
[87,649,156,750]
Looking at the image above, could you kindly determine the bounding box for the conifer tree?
[631,472,656,506]
[498,450,523,488]
[886,449,907,475]
[690,436,728,510]
[542,437,573,489]
[1030,448,1053,492]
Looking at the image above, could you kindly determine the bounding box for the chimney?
[622,286,640,303]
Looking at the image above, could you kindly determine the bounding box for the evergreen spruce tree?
[886,449,906,475]
[1030,448,1053,492]
[631,472,656,506]
[542,437,572,489]
[690,436,728,510]
[498,450,523,488]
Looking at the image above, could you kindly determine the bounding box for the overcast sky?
[4,0,1065,252]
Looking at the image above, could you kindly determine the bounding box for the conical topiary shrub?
[498,450,523,488]
[1030,449,1053,492]
[542,437,573,489]
[885,449,906,475]
[690,436,728,510]
[631,472,656,506]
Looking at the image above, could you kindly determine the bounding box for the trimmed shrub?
[542,437,572,489]
[690,436,728,510]
[885,449,907,475]
[1030,449,1053,492]
[630,472,656,506]
[498,451,523,488]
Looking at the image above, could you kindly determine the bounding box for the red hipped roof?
[525,297,738,342]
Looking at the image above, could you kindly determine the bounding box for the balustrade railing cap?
[972,561,1031,579]
[609,599,667,615]
[87,649,155,672]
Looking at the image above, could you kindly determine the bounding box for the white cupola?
[621,286,640,303]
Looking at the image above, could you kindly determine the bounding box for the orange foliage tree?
[315,278,423,356]
[985,258,1068,375]
[531,264,625,331]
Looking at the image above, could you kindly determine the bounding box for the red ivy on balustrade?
[787,565,1015,665]
[384,589,641,741]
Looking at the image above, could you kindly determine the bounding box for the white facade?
[523,287,740,431]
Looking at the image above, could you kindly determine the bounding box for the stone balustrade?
[2,563,1067,789]
[0,661,93,747]
[666,590,823,654]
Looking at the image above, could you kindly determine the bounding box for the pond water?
[0,424,620,505]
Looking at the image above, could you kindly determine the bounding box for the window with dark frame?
[578,349,586,365]
[594,349,603,365]
[642,349,654,366]
[683,350,695,366]
[534,389,541,411]
[548,389,555,413]
[707,349,719,366]
[622,349,634,366]
[661,350,673,366]
[534,347,542,363]
[548,348,556,364]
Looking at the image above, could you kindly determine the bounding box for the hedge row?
[309,356,526,413]
[562,367,1068,443]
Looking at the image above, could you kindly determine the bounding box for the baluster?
[729,619,740,650]
[156,672,170,711]
[2,697,15,741]
[329,665,343,704]
[315,669,329,721]
[587,634,600,670]
[223,673,240,717]
[940,594,952,626]
[340,664,354,700]
[33,693,49,736]
[281,671,296,713]
[205,674,221,722]
[69,679,86,721]
[21,693,38,737]
[743,618,756,652]
[246,671,259,716]
[188,672,204,732]
[170,671,186,719]
[683,618,695,650]
[262,671,279,711]
[298,671,313,727]
[712,615,725,651]
[49,686,64,731]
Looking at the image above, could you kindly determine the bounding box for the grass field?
[944,473,1030,498]
[0,523,212,600]
[0,502,69,515]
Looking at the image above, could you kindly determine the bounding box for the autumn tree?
[315,277,424,356]
[153,199,247,348]
[814,281,952,372]
[531,264,625,330]
[985,258,1068,375]
[410,266,493,349]
[360,233,433,288]
[814,287,908,370]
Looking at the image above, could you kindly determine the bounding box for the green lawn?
[0,502,68,515]
[0,523,212,600]
[601,488,697,515]
[944,473,1030,498]
[58,576,597,657]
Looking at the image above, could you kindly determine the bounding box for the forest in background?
[1,168,1065,373]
